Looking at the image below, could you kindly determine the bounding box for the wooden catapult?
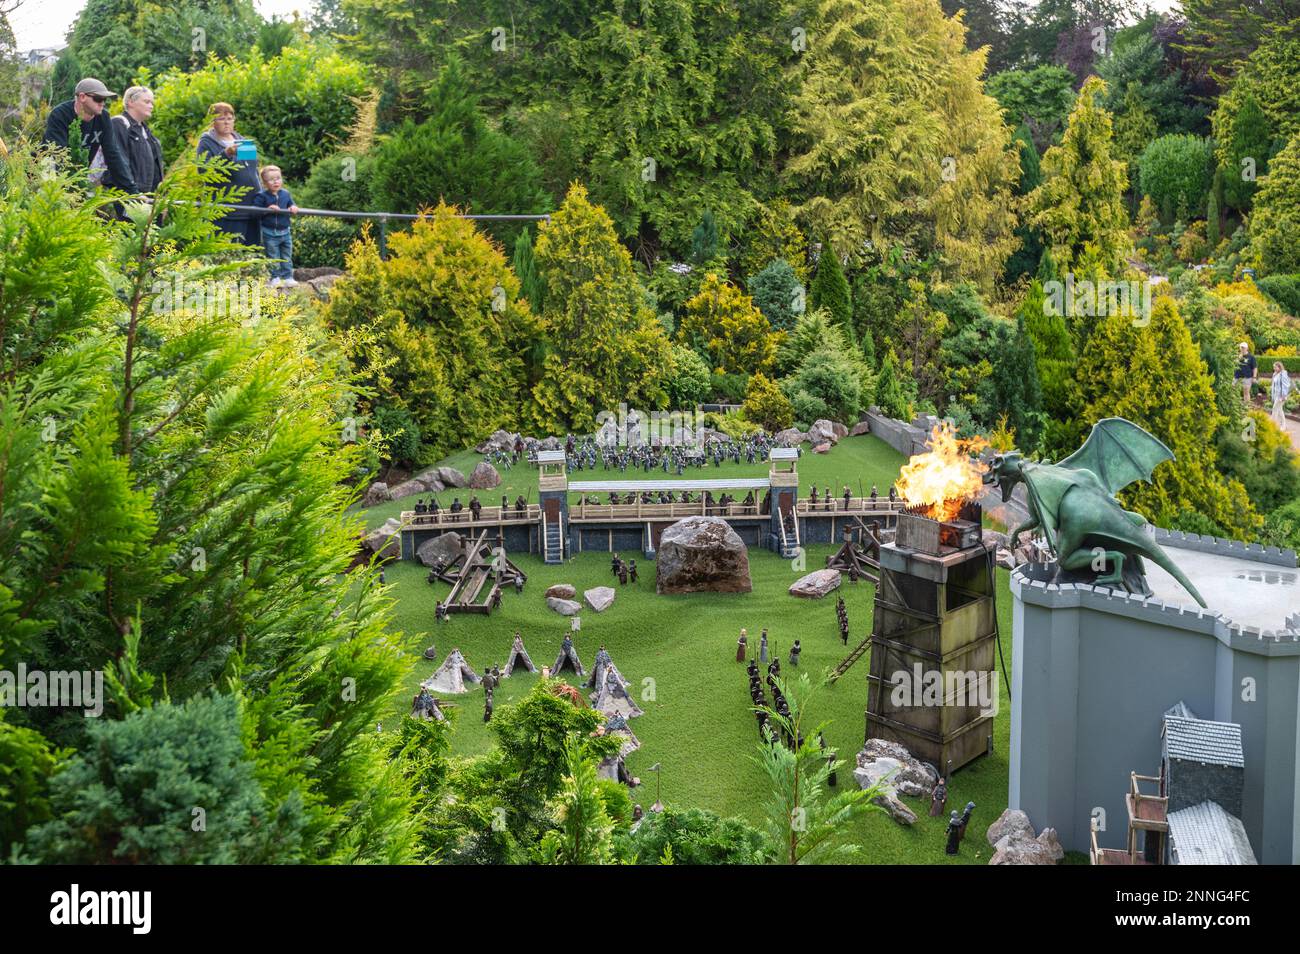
[431,528,527,617]
[825,516,882,585]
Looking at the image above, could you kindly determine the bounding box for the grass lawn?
[364,435,1019,864]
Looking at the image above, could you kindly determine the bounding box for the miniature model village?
[359,415,1299,865]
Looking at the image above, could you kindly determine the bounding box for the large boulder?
[387,478,427,501]
[849,421,871,437]
[789,569,842,599]
[812,442,831,454]
[475,429,517,454]
[809,419,840,445]
[437,466,468,488]
[411,467,447,492]
[775,427,810,446]
[986,808,1064,866]
[362,481,391,507]
[547,597,582,616]
[855,739,939,799]
[545,583,577,600]
[417,532,462,569]
[830,421,849,439]
[585,586,616,612]
[655,516,752,595]
[469,461,501,489]
[363,518,402,560]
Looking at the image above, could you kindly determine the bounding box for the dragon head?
[984,452,1026,502]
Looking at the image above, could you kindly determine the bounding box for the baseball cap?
[75,78,118,98]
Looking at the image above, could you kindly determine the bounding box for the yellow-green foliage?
[529,184,672,433]
[325,206,535,460]
[741,371,795,432]
[784,0,1020,292]
[739,199,809,283]
[1076,296,1261,535]
[1248,133,1300,274]
[1029,77,1131,281]
[678,273,779,376]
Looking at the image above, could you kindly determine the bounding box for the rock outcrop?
[986,809,1064,865]
[655,516,752,595]
[585,586,616,612]
[468,461,501,489]
[789,569,842,599]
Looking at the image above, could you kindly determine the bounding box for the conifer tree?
[809,242,853,341]
[1248,133,1300,274]
[1076,295,1260,535]
[1028,76,1131,281]
[874,347,911,420]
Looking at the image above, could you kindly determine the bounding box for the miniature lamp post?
[649,762,664,813]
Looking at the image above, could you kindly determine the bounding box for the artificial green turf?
[365,435,1017,864]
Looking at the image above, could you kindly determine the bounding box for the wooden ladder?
[830,632,872,683]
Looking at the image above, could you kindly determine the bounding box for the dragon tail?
[1145,543,1208,608]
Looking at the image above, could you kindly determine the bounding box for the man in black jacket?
[41,78,136,194]
[112,86,164,194]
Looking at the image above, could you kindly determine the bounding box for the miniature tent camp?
[421,648,481,694]
[502,635,536,677]
[591,665,644,719]
[552,636,585,677]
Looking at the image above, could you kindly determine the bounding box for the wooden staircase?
[542,513,564,564]
[830,632,871,683]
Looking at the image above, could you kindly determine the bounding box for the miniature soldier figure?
[618,561,629,586]
[502,495,509,514]
[481,665,498,694]
[870,484,878,502]
[515,495,527,515]
[759,628,769,664]
[514,574,524,595]
[843,486,852,511]
[788,639,801,667]
[888,486,897,503]
[415,499,427,515]
[483,686,494,723]
[809,485,818,509]
[929,777,948,817]
[819,733,837,786]
[450,497,463,522]
[469,495,481,521]
[736,628,748,662]
[743,490,755,514]
[768,655,780,679]
[957,801,975,845]
[612,553,621,576]
[747,658,758,680]
[628,559,638,583]
[945,811,962,855]
[430,497,440,518]
[823,488,832,511]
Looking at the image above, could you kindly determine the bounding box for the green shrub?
[292,217,361,270]
[148,44,370,181]
[297,153,376,213]
[1137,135,1214,222]
[747,258,804,333]
[371,404,422,466]
[1256,275,1300,316]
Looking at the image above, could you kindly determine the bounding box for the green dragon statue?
[984,418,1207,607]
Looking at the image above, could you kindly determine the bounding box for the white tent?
[591,666,644,719]
[503,635,536,677]
[422,648,481,694]
[553,637,585,677]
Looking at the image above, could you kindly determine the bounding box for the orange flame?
[895,423,989,521]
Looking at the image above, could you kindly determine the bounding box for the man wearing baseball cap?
[41,78,137,194]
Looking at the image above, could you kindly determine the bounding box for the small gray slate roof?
[536,450,567,463]
[1168,801,1257,865]
[770,447,799,461]
[1163,716,1244,767]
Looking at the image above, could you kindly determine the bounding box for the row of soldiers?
[836,595,850,646]
[413,495,530,523]
[579,489,762,514]
[565,433,784,474]
[806,484,897,512]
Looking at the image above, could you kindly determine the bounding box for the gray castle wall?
[1009,535,1300,865]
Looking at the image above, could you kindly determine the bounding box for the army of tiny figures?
[561,432,783,475]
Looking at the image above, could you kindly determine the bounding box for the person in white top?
[1271,361,1293,428]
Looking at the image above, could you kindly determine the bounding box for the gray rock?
[789,568,842,599]
[307,274,340,298]
[775,428,810,446]
[475,429,516,454]
[852,761,919,825]
[986,808,1035,849]
[437,466,468,488]
[982,529,1008,550]
[539,437,561,451]
[362,481,391,507]
[989,840,1058,865]
[547,597,582,616]
[468,460,501,489]
[363,518,402,560]
[387,478,426,500]
[1037,828,1064,862]
[856,739,939,798]
[849,421,871,437]
[830,421,849,439]
[416,532,462,568]
[411,467,446,491]
[585,586,616,612]
[545,584,577,599]
[812,442,831,454]
[809,419,840,445]
[655,516,752,595]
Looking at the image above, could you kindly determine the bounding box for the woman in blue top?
[195,102,261,246]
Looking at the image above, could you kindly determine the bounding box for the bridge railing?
[401,504,541,527]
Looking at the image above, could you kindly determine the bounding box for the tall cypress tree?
[513,226,545,313]
[809,240,853,343]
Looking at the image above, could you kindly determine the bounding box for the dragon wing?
[1057,418,1174,496]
